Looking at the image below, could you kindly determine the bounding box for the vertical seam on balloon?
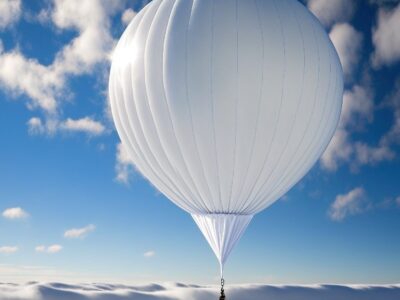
[316,49,337,156]
[261,31,335,210]
[239,0,285,214]
[111,4,189,210]
[112,57,191,211]
[227,0,240,213]
[251,0,307,211]
[255,17,324,212]
[254,11,322,212]
[210,0,223,211]
[232,0,264,214]
[119,1,198,212]
[161,0,203,211]
[144,0,202,211]
[185,0,215,212]
[133,1,195,206]
[298,40,334,175]
[162,0,211,212]
[142,0,201,212]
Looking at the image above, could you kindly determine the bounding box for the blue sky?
[0,0,399,285]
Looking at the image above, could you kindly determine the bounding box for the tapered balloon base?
[191,213,253,275]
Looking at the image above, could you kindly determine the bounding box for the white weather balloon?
[109,0,343,280]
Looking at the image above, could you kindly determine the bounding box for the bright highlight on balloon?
[109,0,343,297]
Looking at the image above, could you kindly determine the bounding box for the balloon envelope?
[109,0,343,275]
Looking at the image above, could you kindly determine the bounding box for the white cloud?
[329,187,369,221]
[372,3,400,67]
[0,0,21,29]
[339,85,373,129]
[2,207,28,219]
[35,244,62,254]
[353,142,394,167]
[320,128,352,171]
[0,0,123,135]
[121,8,136,25]
[143,250,155,258]
[307,0,355,27]
[47,245,63,254]
[50,0,116,76]
[27,117,45,135]
[0,49,63,112]
[64,224,95,239]
[0,282,399,299]
[396,196,400,207]
[0,246,18,254]
[322,80,400,172]
[115,142,136,184]
[321,86,375,171]
[382,80,400,146]
[329,23,363,80]
[35,245,46,253]
[60,117,105,135]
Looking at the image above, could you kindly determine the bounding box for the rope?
[219,278,225,300]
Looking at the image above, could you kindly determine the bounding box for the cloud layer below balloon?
[1,282,399,300]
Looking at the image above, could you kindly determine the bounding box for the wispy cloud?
[64,224,95,239]
[115,142,136,184]
[0,0,21,29]
[35,245,63,254]
[0,246,18,254]
[329,23,363,81]
[60,117,105,136]
[329,187,370,221]
[2,207,29,220]
[372,3,400,67]
[396,196,400,208]
[143,250,155,258]
[307,0,356,27]
[121,8,136,25]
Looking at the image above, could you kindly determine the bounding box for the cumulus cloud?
[307,0,356,27]
[0,0,21,29]
[320,128,352,171]
[340,85,374,129]
[321,85,378,171]
[0,282,399,300]
[27,116,105,136]
[372,3,400,67]
[329,187,370,221]
[2,207,29,219]
[0,0,122,135]
[0,246,18,254]
[353,142,394,166]
[35,244,63,254]
[329,23,363,80]
[50,0,116,76]
[47,245,63,253]
[60,117,105,135]
[121,8,137,25]
[143,250,155,258]
[115,142,136,184]
[382,79,400,146]
[0,49,63,112]
[64,224,95,239]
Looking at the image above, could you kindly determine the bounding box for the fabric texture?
[109,0,343,272]
[192,213,253,276]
